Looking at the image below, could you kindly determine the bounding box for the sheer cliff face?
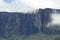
[0,8,60,37]
[39,9,60,34]
[0,13,41,37]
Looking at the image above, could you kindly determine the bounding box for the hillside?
[0,8,60,40]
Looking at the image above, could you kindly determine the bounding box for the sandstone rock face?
[0,12,41,37]
[0,8,60,37]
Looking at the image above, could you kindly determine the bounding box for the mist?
[0,0,60,12]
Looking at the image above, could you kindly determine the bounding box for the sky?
[4,0,14,3]
[0,0,60,12]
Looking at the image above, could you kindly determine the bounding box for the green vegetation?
[0,33,60,40]
[24,33,60,40]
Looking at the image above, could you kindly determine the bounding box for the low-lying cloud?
[0,0,60,12]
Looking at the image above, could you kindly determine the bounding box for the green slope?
[1,33,60,40]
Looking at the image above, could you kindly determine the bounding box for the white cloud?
[0,0,60,12]
[0,0,34,12]
[47,13,60,28]
[22,0,60,9]
[51,13,60,24]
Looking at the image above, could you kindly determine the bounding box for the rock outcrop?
[0,8,60,37]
